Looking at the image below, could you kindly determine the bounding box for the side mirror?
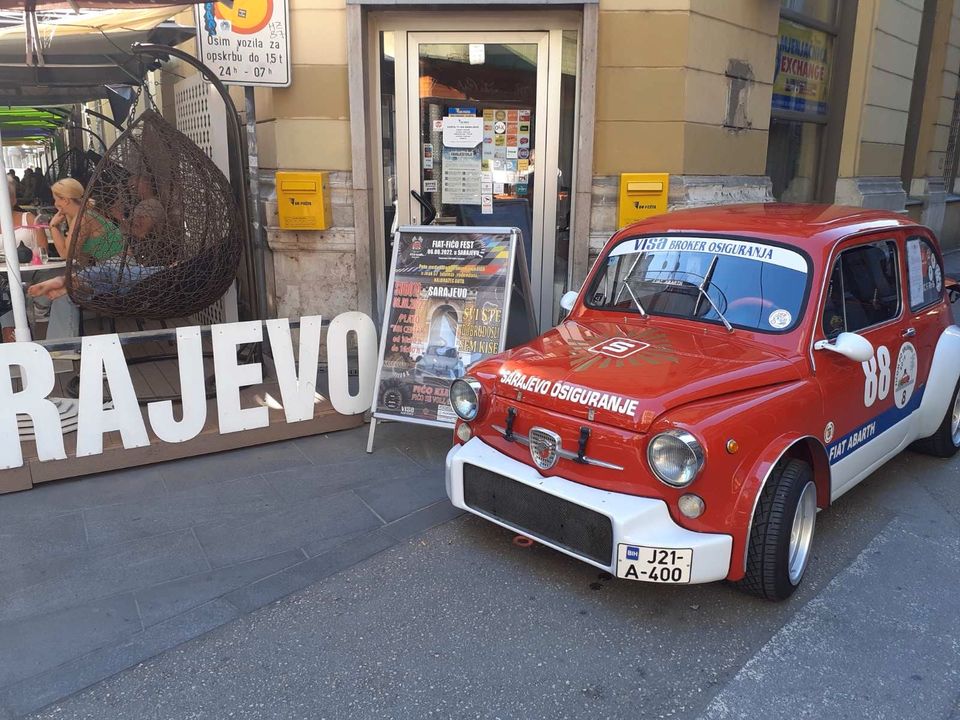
[559,291,578,312]
[813,332,874,363]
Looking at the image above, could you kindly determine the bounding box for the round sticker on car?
[824,421,835,444]
[894,342,918,409]
[768,309,792,329]
[931,262,943,293]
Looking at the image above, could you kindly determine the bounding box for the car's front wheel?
[912,378,960,458]
[737,458,817,601]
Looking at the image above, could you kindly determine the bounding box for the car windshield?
[586,235,810,332]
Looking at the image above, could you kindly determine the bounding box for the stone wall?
[587,174,773,261]
[263,170,358,320]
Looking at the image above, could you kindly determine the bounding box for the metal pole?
[0,126,31,342]
[130,42,262,322]
[244,86,269,324]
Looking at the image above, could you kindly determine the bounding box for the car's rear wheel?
[912,378,960,459]
[737,458,816,601]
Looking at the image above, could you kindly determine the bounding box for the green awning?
[0,106,70,143]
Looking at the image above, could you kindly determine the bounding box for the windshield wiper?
[614,253,648,317]
[693,255,733,332]
[622,281,648,318]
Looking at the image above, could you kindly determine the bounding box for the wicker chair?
[65,110,242,320]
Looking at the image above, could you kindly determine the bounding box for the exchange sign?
[195,0,291,87]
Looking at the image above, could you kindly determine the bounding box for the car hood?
[480,320,802,432]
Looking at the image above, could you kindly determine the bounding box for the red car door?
[814,233,916,499]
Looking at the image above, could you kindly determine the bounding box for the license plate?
[616,544,692,584]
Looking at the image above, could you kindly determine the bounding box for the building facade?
[154,0,960,331]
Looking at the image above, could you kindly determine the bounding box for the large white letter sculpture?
[76,335,150,457]
[266,315,322,423]
[147,327,208,443]
[0,312,382,470]
[327,311,378,415]
[212,320,269,433]
[0,342,66,469]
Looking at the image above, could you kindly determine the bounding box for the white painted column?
[0,126,31,341]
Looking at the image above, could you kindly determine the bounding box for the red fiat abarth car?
[445,204,960,601]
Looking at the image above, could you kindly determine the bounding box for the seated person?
[48,178,124,263]
[0,275,77,343]
[1,178,120,343]
[1,176,53,343]
[106,171,168,264]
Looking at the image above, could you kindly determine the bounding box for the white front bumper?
[446,437,733,584]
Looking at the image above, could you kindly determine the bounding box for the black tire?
[911,379,960,459]
[737,458,816,602]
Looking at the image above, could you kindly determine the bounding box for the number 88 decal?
[862,345,891,407]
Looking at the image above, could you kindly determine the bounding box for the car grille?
[462,464,614,566]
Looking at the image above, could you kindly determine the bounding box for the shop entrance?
[373,13,581,331]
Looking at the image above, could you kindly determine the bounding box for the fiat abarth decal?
[445,204,960,601]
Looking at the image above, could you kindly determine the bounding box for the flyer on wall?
[372,226,518,427]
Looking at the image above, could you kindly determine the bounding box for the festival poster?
[372,227,517,427]
[772,19,830,115]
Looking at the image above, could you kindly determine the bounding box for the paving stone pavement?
[0,420,459,719]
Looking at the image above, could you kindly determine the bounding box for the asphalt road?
[25,443,960,720]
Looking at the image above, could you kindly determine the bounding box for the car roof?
[617,203,922,251]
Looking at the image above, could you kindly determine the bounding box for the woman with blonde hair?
[1,178,122,343]
[48,178,123,261]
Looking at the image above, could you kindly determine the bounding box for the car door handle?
[901,327,916,338]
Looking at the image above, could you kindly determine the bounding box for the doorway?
[371,12,581,332]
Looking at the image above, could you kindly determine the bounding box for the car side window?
[821,240,900,338]
[905,235,944,311]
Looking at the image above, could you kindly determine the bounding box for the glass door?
[373,17,580,332]
[405,32,553,330]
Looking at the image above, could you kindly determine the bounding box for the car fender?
[655,380,830,581]
[914,325,960,439]
[729,432,831,580]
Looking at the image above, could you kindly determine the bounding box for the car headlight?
[647,430,704,487]
[450,377,482,421]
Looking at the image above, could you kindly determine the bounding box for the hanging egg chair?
[45,147,100,188]
[64,109,242,320]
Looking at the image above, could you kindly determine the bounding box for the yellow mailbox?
[276,171,331,231]
[618,173,670,228]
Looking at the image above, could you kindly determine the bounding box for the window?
[906,236,944,311]
[767,120,823,202]
[822,241,900,337]
[780,0,838,26]
[767,4,837,202]
[587,235,810,333]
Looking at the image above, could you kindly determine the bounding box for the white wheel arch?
[914,325,960,441]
